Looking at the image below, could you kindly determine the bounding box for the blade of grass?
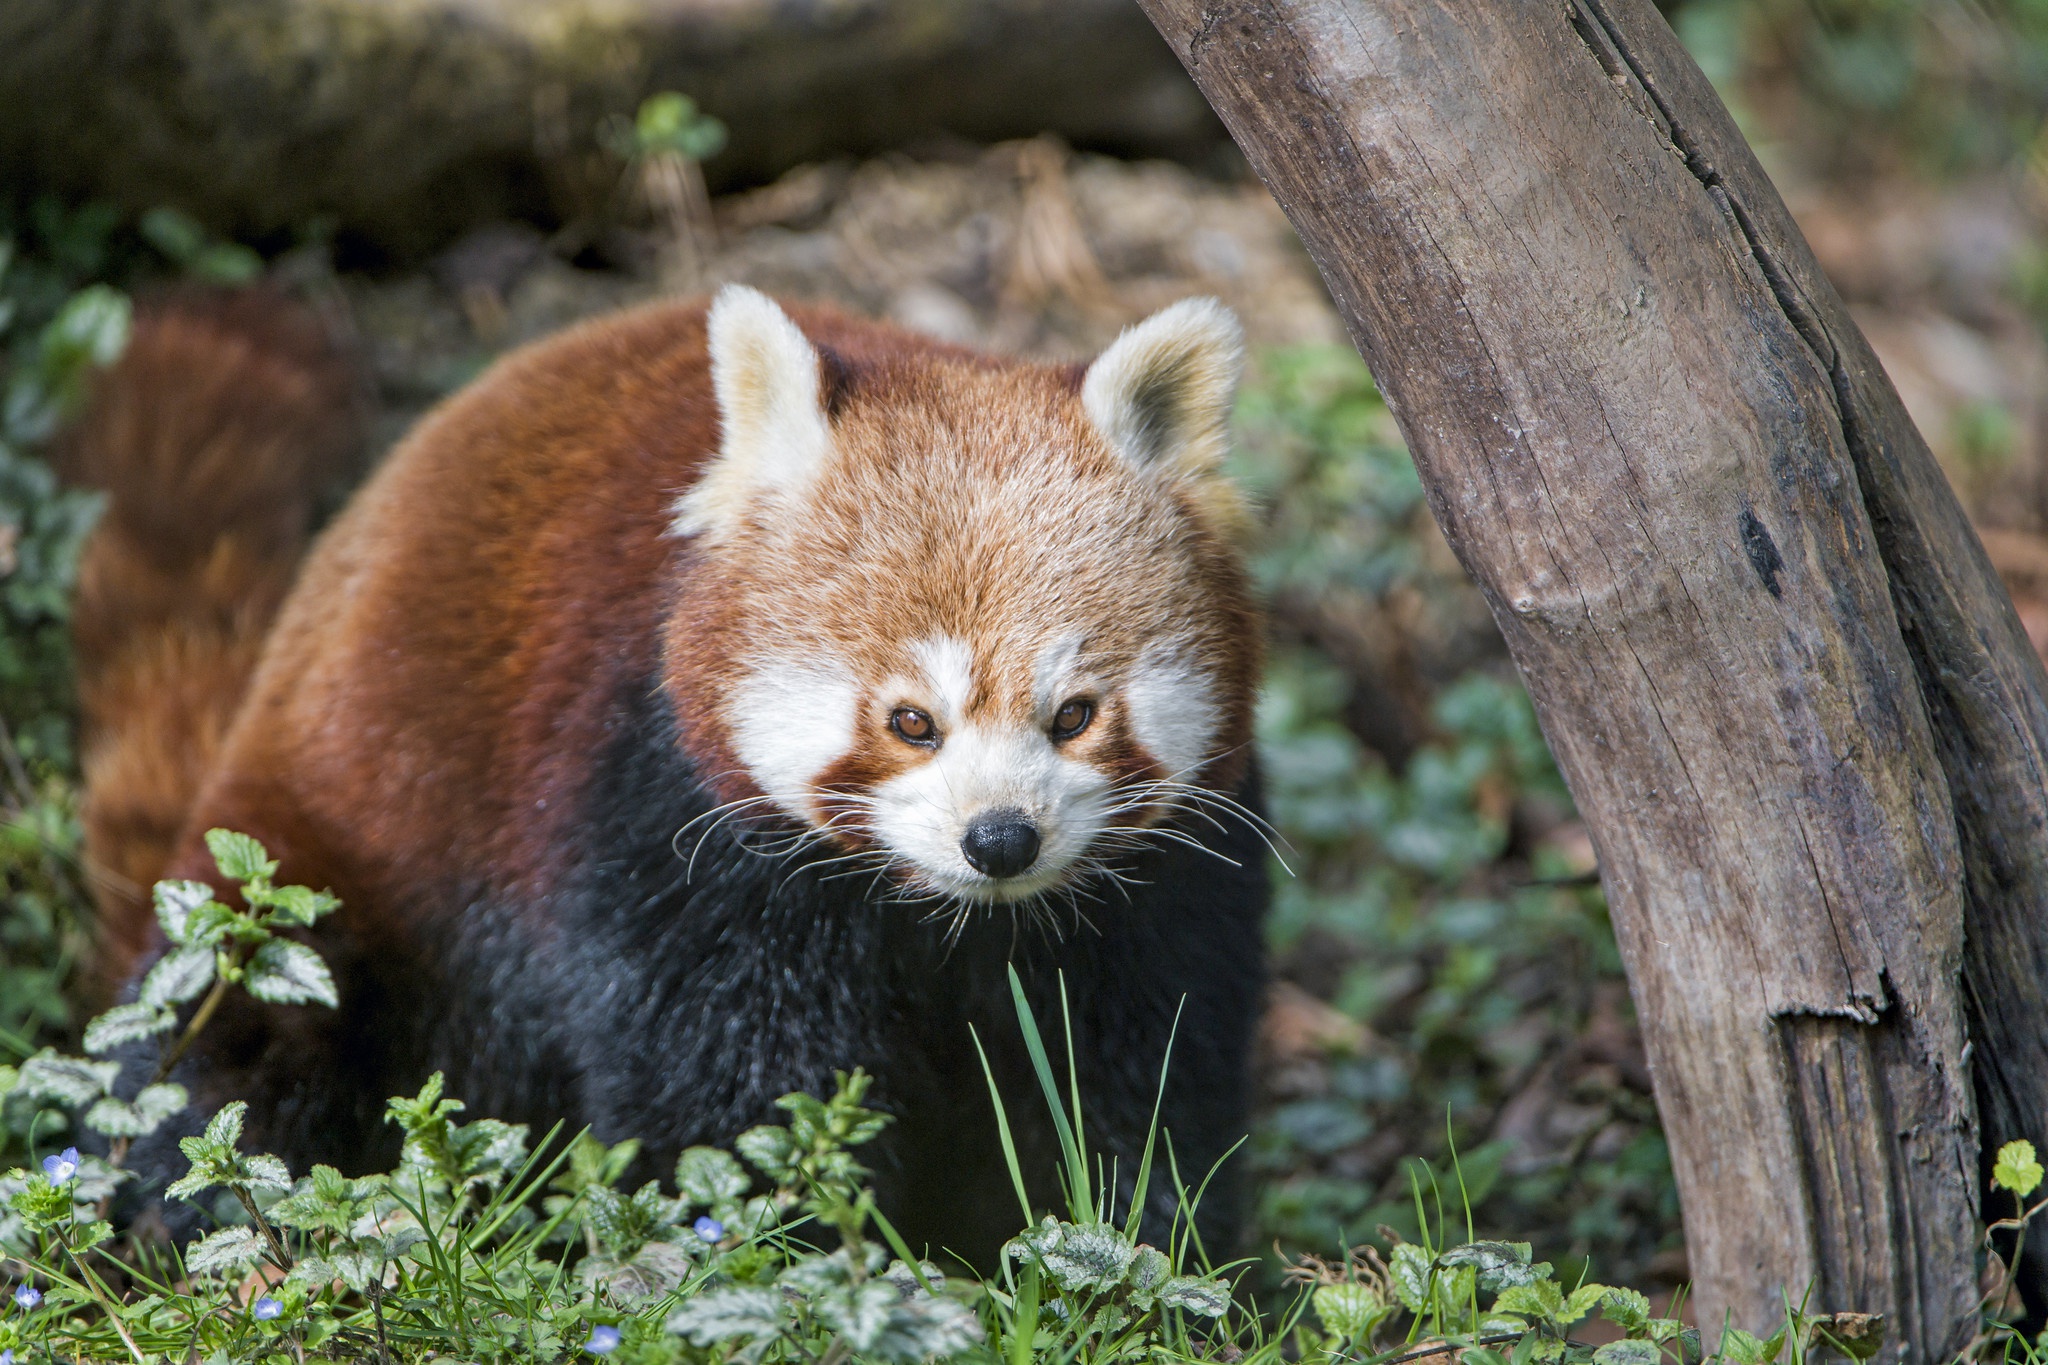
[867,1203,935,1295]
[1007,964,1089,1218]
[972,1022,1035,1228]
[1055,973,1093,1220]
[1122,996,1186,1241]
[1009,1261,1042,1365]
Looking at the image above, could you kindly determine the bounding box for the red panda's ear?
[673,285,834,542]
[1082,297,1244,485]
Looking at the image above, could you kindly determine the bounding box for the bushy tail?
[60,289,362,976]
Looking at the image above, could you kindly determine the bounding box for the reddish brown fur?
[664,346,1260,827]
[69,294,1273,1259]
[119,304,1008,945]
[80,293,1257,989]
[62,291,361,991]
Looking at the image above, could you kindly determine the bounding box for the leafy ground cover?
[11,3,2048,1350]
[0,830,1916,1365]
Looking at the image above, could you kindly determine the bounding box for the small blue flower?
[3,1346,15,1364]
[585,1324,622,1355]
[13,1284,39,1310]
[41,1147,79,1184]
[693,1215,725,1243]
[251,1296,282,1321]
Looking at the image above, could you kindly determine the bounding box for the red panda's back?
[154,301,728,959]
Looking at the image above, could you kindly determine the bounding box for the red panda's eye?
[890,708,937,745]
[1051,698,1094,740]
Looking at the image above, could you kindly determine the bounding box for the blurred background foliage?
[6,0,2048,1311]
[1667,0,2048,179]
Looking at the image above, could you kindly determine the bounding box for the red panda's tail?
[59,289,362,981]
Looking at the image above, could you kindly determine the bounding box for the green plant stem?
[159,968,233,1080]
[1366,1332,1528,1365]
[65,1246,146,1365]
[231,1185,292,1270]
[372,1279,391,1365]
[103,970,234,1172]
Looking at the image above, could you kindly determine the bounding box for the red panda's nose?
[962,810,1041,879]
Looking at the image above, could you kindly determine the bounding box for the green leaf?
[244,939,337,1007]
[1389,1241,1433,1312]
[1494,1279,1565,1322]
[153,880,217,942]
[781,1247,861,1295]
[8,1175,73,1231]
[735,1124,800,1183]
[139,943,216,1008]
[43,285,131,370]
[1646,1318,1685,1343]
[1601,1287,1652,1333]
[668,1286,790,1344]
[289,1251,380,1295]
[1557,1282,1609,1327]
[1720,1327,1768,1365]
[205,828,276,884]
[82,1001,176,1054]
[1006,1219,1136,1294]
[183,900,243,949]
[241,1152,293,1191]
[83,1083,187,1137]
[1310,1285,1392,1342]
[252,883,339,928]
[1441,1240,1549,1293]
[583,1241,696,1308]
[1593,1342,1660,1365]
[814,1279,899,1351]
[1126,1244,1171,1303]
[184,1225,265,1275]
[165,1167,220,1202]
[71,1217,114,1252]
[676,1145,750,1210]
[633,92,729,162]
[192,243,263,285]
[1995,1140,2043,1198]
[14,1049,121,1104]
[1158,1274,1232,1317]
[139,207,207,263]
[200,1100,247,1151]
[868,1292,984,1362]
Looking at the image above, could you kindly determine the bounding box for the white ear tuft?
[1081,297,1244,480]
[672,285,834,541]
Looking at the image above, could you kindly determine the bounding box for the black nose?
[961,810,1041,879]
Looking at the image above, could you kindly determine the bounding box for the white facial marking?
[726,657,856,820]
[869,721,1112,903]
[909,635,976,724]
[1126,641,1219,780]
[1031,632,1091,721]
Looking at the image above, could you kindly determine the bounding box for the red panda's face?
[668,288,1260,908]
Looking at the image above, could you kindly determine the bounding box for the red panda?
[71,284,1270,1263]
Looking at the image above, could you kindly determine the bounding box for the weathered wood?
[1132,0,2048,1356]
[1597,12,2048,1319]
[0,0,1224,259]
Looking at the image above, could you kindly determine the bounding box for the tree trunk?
[1133,0,2048,1357]
[0,0,1224,261]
